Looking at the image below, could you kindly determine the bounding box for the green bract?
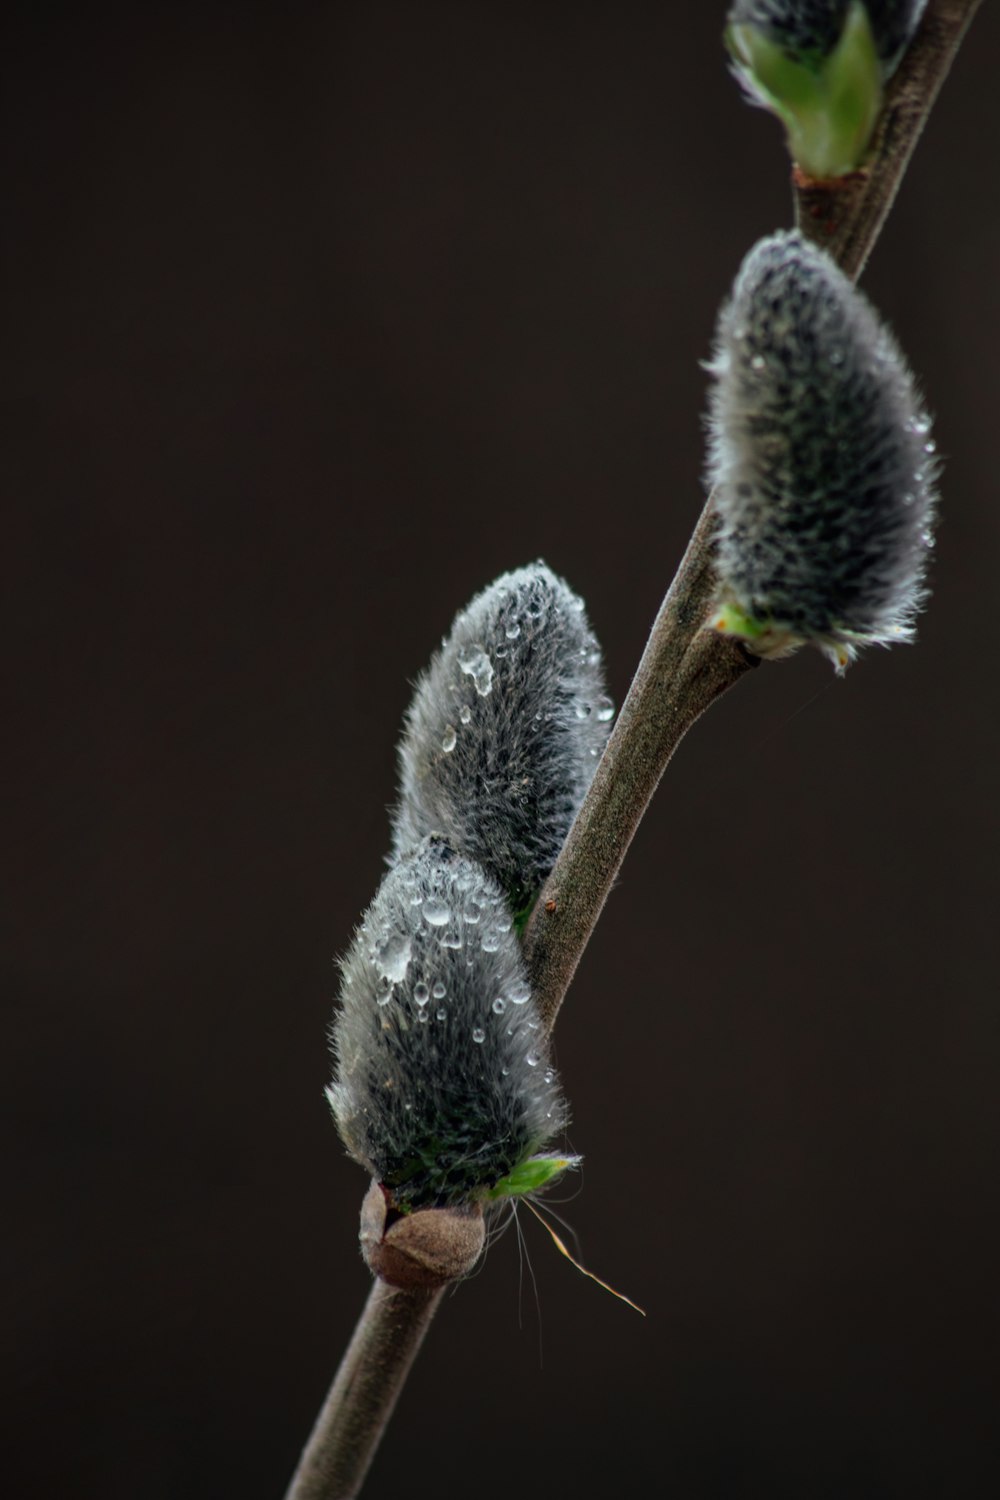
[483,1154,581,1202]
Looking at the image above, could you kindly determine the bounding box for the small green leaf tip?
[704,231,938,673]
[727,0,883,177]
[483,1154,582,1202]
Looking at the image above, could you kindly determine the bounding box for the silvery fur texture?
[729,0,927,65]
[392,563,611,913]
[328,838,566,1210]
[705,231,937,666]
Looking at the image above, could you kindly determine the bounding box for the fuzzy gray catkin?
[328,838,566,1211]
[704,230,937,670]
[391,562,612,915]
[728,0,926,66]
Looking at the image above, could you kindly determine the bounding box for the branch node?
[359,1181,486,1289]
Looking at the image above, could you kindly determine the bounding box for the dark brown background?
[6,4,999,1496]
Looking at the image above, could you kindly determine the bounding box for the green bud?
[727,0,883,177]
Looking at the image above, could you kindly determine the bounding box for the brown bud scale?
[359,1181,485,1289]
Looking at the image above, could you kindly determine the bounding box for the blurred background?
[6,3,999,1496]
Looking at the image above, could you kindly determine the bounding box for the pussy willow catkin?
[392,562,612,914]
[704,230,937,670]
[328,838,566,1211]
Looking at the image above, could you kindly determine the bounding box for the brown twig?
[285,4,981,1494]
[283,1280,445,1500]
[284,1188,485,1500]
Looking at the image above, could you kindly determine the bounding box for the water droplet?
[505,621,521,640]
[423,900,449,927]
[750,354,765,371]
[413,982,429,1007]
[436,1007,448,1021]
[464,902,481,925]
[501,1065,510,1076]
[472,1027,486,1044]
[373,932,411,984]
[543,1069,554,1085]
[494,645,507,658]
[526,1051,539,1067]
[595,694,614,722]
[480,931,501,953]
[458,644,495,697]
[432,980,447,1000]
[441,725,457,753]
[439,930,463,950]
[507,978,531,1006]
[417,1009,430,1024]
[492,997,506,1015]
[924,439,937,454]
[575,701,591,719]
[375,977,394,1008]
[459,706,472,725]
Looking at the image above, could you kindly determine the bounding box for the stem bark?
[283,1281,445,1500]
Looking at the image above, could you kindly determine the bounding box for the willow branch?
[286,4,981,1494]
